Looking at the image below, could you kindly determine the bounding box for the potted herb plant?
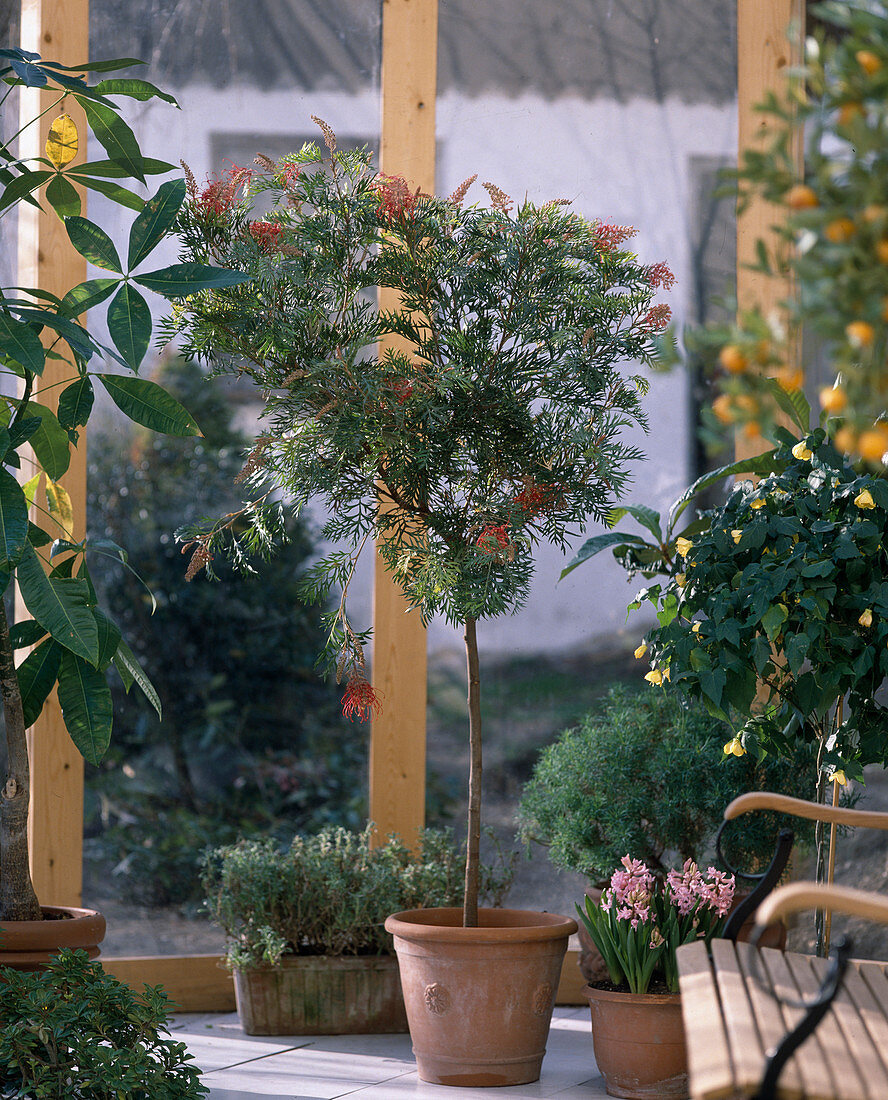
[201,825,512,1036]
[578,855,735,1099]
[0,50,248,964]
[168,122,672,1085]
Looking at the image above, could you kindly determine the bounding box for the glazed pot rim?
[583,982,681,1005]
[385,906,577,943]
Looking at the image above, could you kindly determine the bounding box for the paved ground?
[171,1006,610,1099]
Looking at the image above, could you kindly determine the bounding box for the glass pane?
[84,0,383,957]
[432,0,738,916]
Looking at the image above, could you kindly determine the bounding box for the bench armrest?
[725,791,888,831]
[753,881,888,935]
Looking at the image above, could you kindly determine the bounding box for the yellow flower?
[731,529,743,544]
[723,736,747,757]
[634,642,647,659]
[791,441,813,461]
[692,621,701,633]
[645,670,664,685]
[662,666,671,682]
[859,608,874,628]
[750,497,766,510]
[675,573,686,588]
[855,488,876,509]
[674,537,693,559]
[831,770,847,786]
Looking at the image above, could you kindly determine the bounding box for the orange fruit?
[857,50,882,75]
[718,344,748,374]
[833,426,857,455]
[858,426,888,462]
[877,239,888,263]
[863,204,887,223]
[734,393,759,414]
[819,386,847,413]
[743,420,761,439]
[838,102,863,126]
[712,394,734,424]
[786,184,819,210]
[846,320,876,347]
[774,366,804,391]
[882,297,888,322]
[825,217,856,242]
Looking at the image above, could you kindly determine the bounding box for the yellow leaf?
[45,478,74,539]
[46,113,78,169]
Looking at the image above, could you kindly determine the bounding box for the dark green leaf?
[128,179,186,269]
[0,466,29,568]
[0,312,45,375]
[57,650,113,765]
[27,522,52,547]
[107,283,151,370]
[607,504,662,540]
[133,263,252,298]
[17,638,63,728]
[16,542,98,664]
[80,98,145,183]
[94,77,178,106]
[699,667,727,709]
[9,57,48,86]
[9,618,48,649]
[8,306,95,361]
[67,156,176,178]
[45,174,81,217]
[43,57,145,73]
[560,532,647,579]
[667,450,781,531]
[57,377,95,431]
[64,215,123,272]
[60,277,120,318]
[113,638,161,718]
[0,169,52,215]
[92,608,122,670]
[98,375,201,436]
[16,402,70,480]
[764,379,811,434]
[761,602,789,642]
[77,174,145,211]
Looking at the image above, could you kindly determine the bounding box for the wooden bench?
[677,793,888,1100]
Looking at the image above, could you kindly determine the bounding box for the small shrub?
[202,826,514,968]
[517,683,819,886]
[0,949,206,1100]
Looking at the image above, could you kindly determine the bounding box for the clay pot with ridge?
[0,906,106,972]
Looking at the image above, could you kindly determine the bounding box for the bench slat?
[678,940,737,1100]
[735,942,806,1099]
[839,962,888,1094]
[711,937,768,1096]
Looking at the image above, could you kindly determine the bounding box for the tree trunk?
[0,597,42,921]
[463,617,482,928]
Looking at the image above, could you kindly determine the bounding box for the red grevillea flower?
[512,480,561,516]
[341,675,382,722]
[645,261,676,290]
[476,524,509,554]
[376,174,418,223]
[250,221,284,252]
[640,303,672,332]
[591,222,637,253]
[390,379,414,405]
[195,164,251,219]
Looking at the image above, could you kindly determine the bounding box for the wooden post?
[735,0,805,462]
[17,0,89,907]
[371,0,438,846]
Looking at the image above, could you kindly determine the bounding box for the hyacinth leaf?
[107,283,151,370]
[64,216,123,272]
[133,262,252,298]
[57,649,113,765]
[17,543,99,664]
[0,466,29,568]
[77,175,145,211]
[94,77,178,106]
[80,98,145,184]
[113,637,161,717]
[127,178,186,269]
[0,312,45,375]
[67,156,176,178]
[17,637,63,728]
[99,375,201,436]
[18,402,70,480]
[60,278,119,319]
[45,113,78,169]
[45,173,81,218]
[0,170,52,216]
[57,376,95,430]
[9,618,48,650]
[560,531,646,579]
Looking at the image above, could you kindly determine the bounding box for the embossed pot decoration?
[384,907,577,1087]
[584,984,688,1100]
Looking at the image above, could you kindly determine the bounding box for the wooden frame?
[17,0,798,1009]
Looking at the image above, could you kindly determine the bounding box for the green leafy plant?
[201,826,514,968]
[0,50,249,922]
[166,124,672,925]
[0,948,207,1099]
[517,683,819,886]
[577,856,734,994]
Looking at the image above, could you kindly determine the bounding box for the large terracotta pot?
[0,906,106,972]
[233,954,408,1035]
[584,983,688,1099]
[385,907,577,1088]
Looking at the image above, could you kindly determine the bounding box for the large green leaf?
[17,637,63,728]
[57,377,95,431]
[133,263,252,298]
[64,216,123,272]
[57,650,113,765]
[560,531,647,579]
[9,618,48,649]
[16,542,98,664]
[45,174,81,218]
[67,156,176,178]
[93,77,178,106]
[764,378,811,435]
[128,178,186,269]
[666,450,782,532]
[113,638,161,718]
[93,608,122,670]
[16,402,70,480]
[607,504,662,540]
[0,312,45,375]
[80,98,145,184]
[42,57,145,73]
[107,283,151,370]
[77,174,145,211]
[0,169,52,215]
[99,375,201,436]
[0,466,29,568]
[8,306,95,361]
[60,277,120,318]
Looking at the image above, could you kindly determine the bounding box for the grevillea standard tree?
[169,122,673,925]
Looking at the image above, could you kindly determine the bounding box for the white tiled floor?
[170,1007,611,1099]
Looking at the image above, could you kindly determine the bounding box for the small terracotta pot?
[584,984,688,1099]
[385,907,577,1088]
[0,906,106,972]
[233,954,408,1035]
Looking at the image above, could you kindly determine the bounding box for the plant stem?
[0,596,42,921]
[814,723,828,956]
[463,616,482,928]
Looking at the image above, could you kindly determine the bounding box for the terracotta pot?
[385,906,577,1088]
[233,954,408,1035]
[584,983,688,1100]
[0,905,105,972]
